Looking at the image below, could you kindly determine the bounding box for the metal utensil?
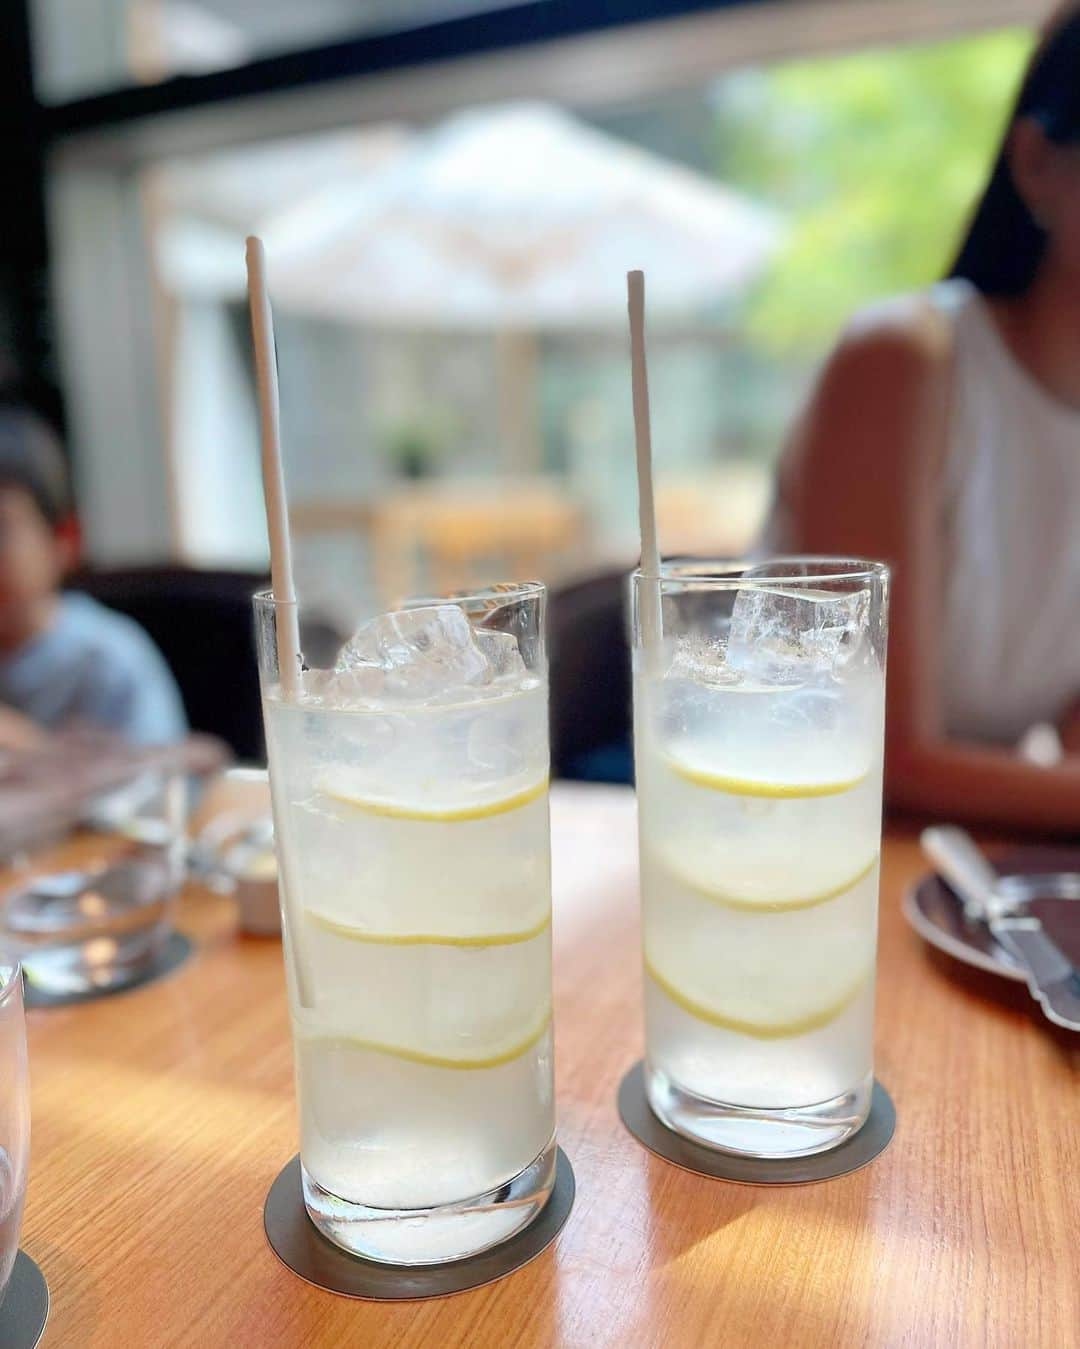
[920,826,1080,1031]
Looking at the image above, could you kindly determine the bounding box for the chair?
[69,566,339,760]
[548,568,632,783]
[72,563,631,774]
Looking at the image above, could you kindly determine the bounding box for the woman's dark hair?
[949,8,1080,295]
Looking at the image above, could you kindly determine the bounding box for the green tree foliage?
[714,29,1034,354]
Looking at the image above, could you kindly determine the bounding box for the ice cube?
[727,585,869,683]
[301,665,385,704]
[475,628,528,683]
[334,605,490,700]
[667,632,740,688]
[295,606,530,707]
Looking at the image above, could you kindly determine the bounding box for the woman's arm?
[1059,699,1080,756]
[784,301,1080,833]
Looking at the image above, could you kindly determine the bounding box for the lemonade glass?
[255,584,556,1265]
[632,558,888,1158]
[0,961,29,1302]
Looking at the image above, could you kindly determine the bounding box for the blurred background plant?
[380,411,454,480]
[716,29,1033,354]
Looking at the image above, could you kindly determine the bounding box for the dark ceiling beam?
[41,0,769,138]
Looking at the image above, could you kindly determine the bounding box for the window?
[41,1,1036,627]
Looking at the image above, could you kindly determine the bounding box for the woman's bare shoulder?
[827,293,953,383]
[794,293,955,489]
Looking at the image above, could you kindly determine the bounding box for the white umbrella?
[259,102,780,330]
[152,126,412,297]
[156,103,781,470]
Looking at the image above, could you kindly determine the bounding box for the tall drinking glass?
[255,584,556,1264]
[0,962,29,1302]
[632,558,888,1158]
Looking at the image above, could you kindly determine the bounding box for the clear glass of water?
[632,558,889,1158]
[0,962,29,1301]
[254,584,556,1264]
[1,771,186,996]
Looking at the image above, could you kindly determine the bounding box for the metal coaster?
[23,931,193,1009]
[618,1061,895,1184]
[0,1251,50,1349]
[264,1149,575,1300]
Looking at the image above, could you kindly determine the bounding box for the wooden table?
[16,785,1079,1347]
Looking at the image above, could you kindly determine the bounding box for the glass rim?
[253,580,546,610]
[632,555,889,587]
[0,960,22,1008]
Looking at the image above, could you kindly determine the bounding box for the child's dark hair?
[0,402,72,527]
[949,8,1080,295]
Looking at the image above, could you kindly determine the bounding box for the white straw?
[627,270,662,654]
[246,236,301,699]
[245,236,312,1008]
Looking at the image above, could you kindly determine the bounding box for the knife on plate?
[920,826,1080,1031]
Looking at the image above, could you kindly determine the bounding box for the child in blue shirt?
[0,403,187,746]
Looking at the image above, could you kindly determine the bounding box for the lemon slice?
[306,909,550,947]
[643,867,877,1038]
[319,774,548,822]
[299,1006,551,1070]
[646,959,866,1039]
[652,849,880,913]
[664,755,867,799]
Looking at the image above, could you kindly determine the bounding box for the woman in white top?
[766,3,1080,831]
